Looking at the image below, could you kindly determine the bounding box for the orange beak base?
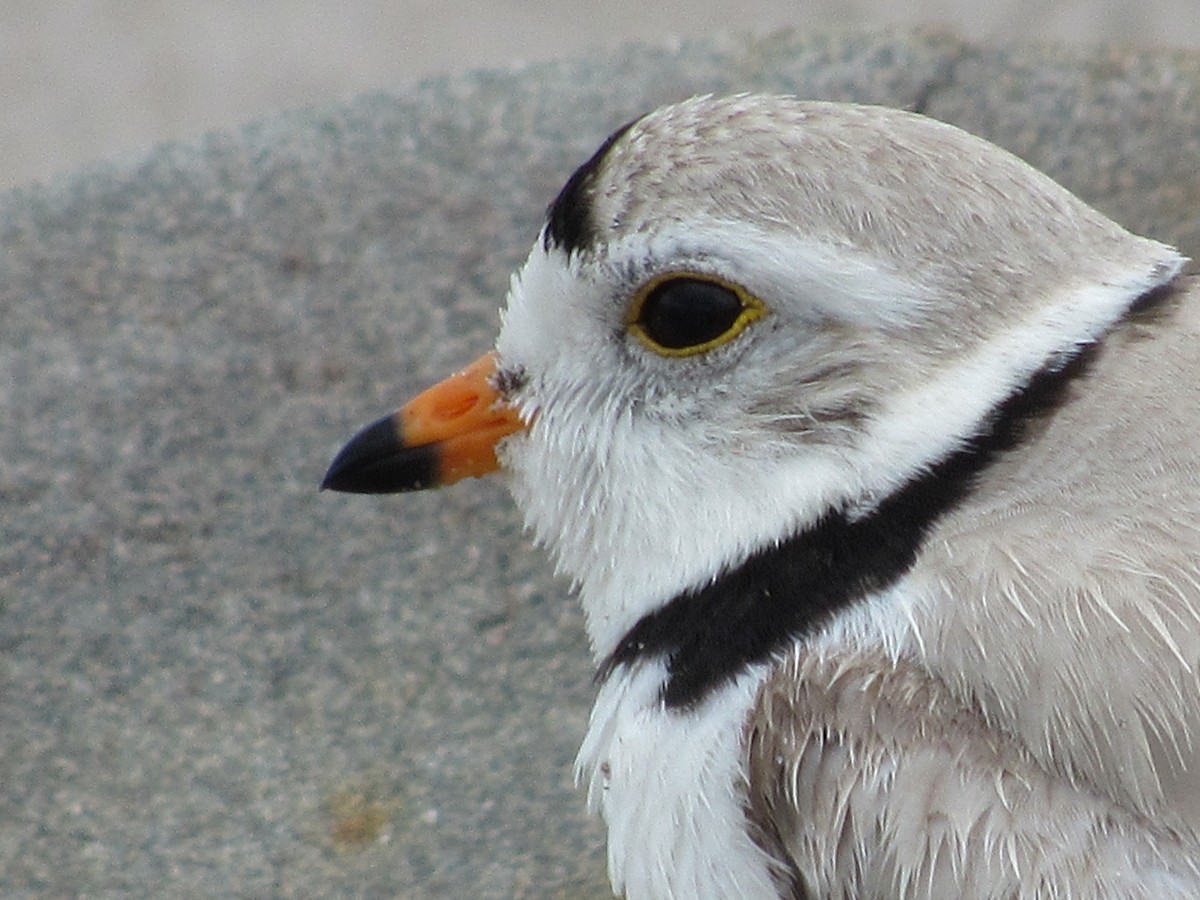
[321,352,525,494]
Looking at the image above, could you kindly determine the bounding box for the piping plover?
[325,95,1198,899]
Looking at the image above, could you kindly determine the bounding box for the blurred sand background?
[4,0,1199,191]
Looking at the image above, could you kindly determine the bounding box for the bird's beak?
[321,352,525,494]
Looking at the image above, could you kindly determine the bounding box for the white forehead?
[498,220,931,367]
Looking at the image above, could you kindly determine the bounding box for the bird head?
[324,95,1182,658]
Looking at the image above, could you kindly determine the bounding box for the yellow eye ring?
[625,272,767,358]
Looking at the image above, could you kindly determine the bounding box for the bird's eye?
[626,273,767,357]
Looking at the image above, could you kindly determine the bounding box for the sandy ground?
[3,0,1198,190]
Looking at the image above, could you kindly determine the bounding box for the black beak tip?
[318,466,345,492]
[320,453,371,494]
[321,415,439,495]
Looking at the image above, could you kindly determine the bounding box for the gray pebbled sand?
[1,30,1198,899]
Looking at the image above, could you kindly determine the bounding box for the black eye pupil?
[636,278,745,350]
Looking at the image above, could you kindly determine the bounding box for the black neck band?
[597,333,1115,709]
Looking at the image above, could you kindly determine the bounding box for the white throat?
[576,661,781,900]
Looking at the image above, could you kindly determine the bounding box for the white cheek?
[499,388,869,659]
